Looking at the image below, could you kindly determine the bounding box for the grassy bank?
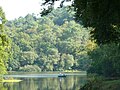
[80,75,120,90]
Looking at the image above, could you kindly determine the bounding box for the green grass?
[80,75,120,90]
[101,80,120,90]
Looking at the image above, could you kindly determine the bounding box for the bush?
[88,43,120,77]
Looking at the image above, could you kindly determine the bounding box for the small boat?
[58,74,66,77]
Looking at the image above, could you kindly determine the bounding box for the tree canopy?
[0,7,10,75]
[41,1,120,77]
[5,7,94,72]
[42,0,120,44]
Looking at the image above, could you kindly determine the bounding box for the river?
[0,72,87,90]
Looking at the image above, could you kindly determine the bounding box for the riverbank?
[80,75,120,90]
[7,70,86,75]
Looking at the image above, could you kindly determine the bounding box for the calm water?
[0,72,87,90]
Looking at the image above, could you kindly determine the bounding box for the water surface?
[0,72,87,90]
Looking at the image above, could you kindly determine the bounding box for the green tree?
[47,7,75,25]
[74,0,120,44]
[88,43,120,77]
[20,51,38,66]
[0,7,10,74]
[42,0,120,44]
[5,8,92,71]
[61,54,74,70]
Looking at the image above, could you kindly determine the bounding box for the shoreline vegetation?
[7,70,85,73]
[80,74,120,90]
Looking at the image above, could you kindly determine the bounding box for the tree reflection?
[1,74,87,90]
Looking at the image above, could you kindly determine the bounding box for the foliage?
[42,0,120,44]
[88,43,120,77]
[42,0,120,81]
[74,0,120,44]
[5,7,93,72]
[47,7,75,25]
[0,7,11,75]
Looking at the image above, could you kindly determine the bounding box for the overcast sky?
[0,0,42,20]
[0,0,72,20]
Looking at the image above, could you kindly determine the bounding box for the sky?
[0,0,42,20]
[0,0,72,20]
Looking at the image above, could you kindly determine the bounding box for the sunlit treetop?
[42,0,120,44]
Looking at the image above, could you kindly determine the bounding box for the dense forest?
[0,0,120,90]
[42,0,120,77]
[0,0,120,79]
[4,7,95,72]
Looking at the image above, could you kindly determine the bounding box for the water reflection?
[0,73,86,90]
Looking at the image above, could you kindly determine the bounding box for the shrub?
[88,43,120,77]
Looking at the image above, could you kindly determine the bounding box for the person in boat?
[58,73,66,77]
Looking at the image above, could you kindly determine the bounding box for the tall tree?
[6,7,93,71]
[74,0,120,44]
[0,7,10,74]
[42,0,120,44]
